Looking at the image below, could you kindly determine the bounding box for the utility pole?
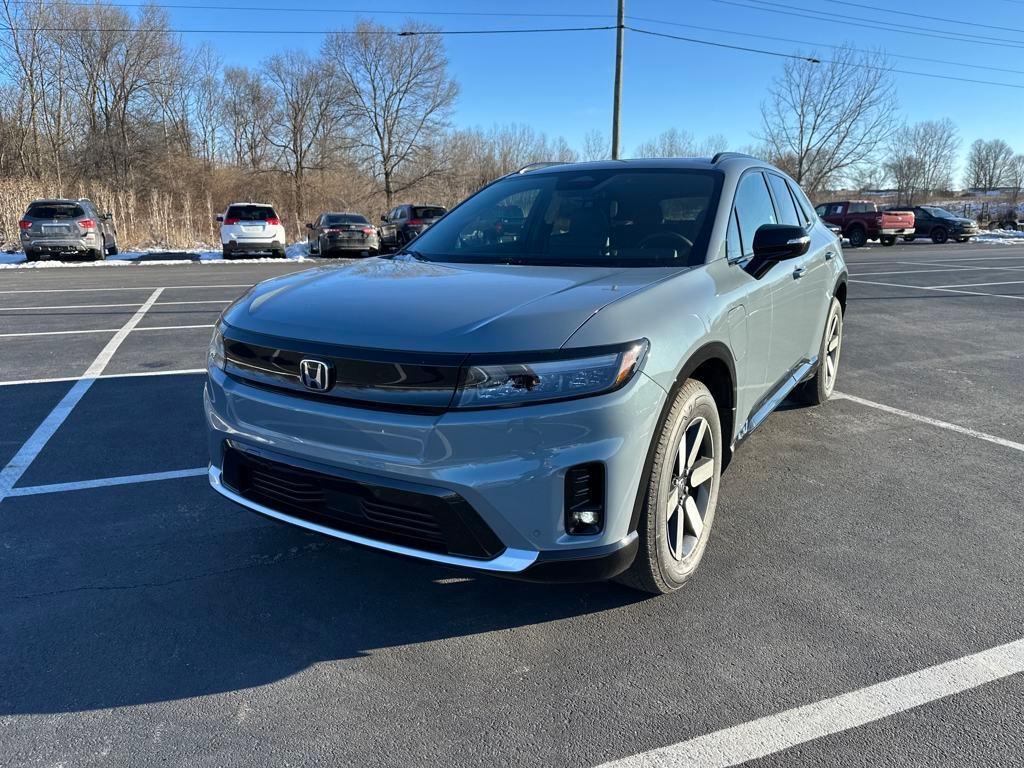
[611,0,624,160]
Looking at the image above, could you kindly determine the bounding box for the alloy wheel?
[666,416,715,561]
[823,310,842,394]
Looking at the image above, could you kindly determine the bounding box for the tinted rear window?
[226,205,277,221]
[27,203,85,219]
[412,207,446,219]
[323,214,368,225]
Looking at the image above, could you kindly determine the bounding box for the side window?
[767,174,801,227]
[726,209,742,260]
[733,172,777,258]
[788,181,816,225]
[815,204,826,217]
[827,203,845,216]
[398,207,408,220]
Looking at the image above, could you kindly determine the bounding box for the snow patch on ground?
[972,230,1024,245]
[0,241,319,269]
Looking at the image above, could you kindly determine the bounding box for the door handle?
[793,266,807,279]
[825,250,836,261]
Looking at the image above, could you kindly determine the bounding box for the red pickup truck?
[814,200,916,248]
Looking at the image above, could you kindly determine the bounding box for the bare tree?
[964,139,1015,191]
[759,47,897,195]
[632,128,727,158]
[263,50,342,229]
[885,119,959,205]
[323,21,458,207]
[221,66,276,171]
[581,129,609,161]
[1008,154,1024,205]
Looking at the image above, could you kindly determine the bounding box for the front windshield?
[923,206,955,220]
[407,168,723,267]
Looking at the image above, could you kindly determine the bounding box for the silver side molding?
[208,466,540,574]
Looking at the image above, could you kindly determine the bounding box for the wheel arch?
[628,342,737,533]
[833,273,848,314]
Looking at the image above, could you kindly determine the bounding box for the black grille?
[222,445,503,560]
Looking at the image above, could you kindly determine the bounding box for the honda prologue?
[205,156,847,593]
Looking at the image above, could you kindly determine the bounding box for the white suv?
[217,203,287,259]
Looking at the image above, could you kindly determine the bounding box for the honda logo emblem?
[299,359,333,392]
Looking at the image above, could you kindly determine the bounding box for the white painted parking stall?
[1,251,1022,767]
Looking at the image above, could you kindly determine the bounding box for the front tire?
[931,227,949,244]
[796,297,843,406]
[618,379,722,595]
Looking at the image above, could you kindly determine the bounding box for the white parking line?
[850,278,1024,302]
[0,368,205,387]
[834,392,1024,454]
[0,299,230,312]
[851,265,1024,277]
[4,467,209,498]
[0,289,162,503]
[0,323,214,338]
[927,280,1024,289]
[598,638,1024,768]
[0,284,249,295]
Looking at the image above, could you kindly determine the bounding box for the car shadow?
[2,516,646,716]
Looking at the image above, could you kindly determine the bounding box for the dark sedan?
[891,205,979,244]
[307,212,380,257]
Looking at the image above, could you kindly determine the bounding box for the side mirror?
[380,214,387,223]
[215,214,223,222]
[103,212,113,221]
[745,224,810,279]
[305,222,314,230]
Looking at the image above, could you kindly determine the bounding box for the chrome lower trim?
[208,465,540,574]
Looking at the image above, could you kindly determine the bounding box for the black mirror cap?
[746,224,810,279]
[215,214,224,222]
[380,214,388,222]
[305,222,314,229]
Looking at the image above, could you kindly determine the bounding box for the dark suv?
[379,204,447,251]
[893,205,979,244]
[19,198,118,261]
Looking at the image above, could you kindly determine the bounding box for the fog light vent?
[564,463,605,536]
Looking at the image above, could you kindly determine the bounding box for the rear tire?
[90,248,104,261]
[25,251,39,263]
[903,236,916,242]
[956,237,970,243]
[273,247,286,259]
[931,227,949,244]
[796,297,843,406]
[107,241,119,255]
[617,379,722,595]
[880,236,896,247]
[847,226,867,248]
[222,246,233,260]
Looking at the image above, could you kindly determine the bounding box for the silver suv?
[205,155,847,594]
[19,198,118,261]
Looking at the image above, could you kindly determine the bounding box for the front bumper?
[204,364,664,580]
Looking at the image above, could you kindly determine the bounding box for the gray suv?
[205,155,847,594]
[19,198,118,261]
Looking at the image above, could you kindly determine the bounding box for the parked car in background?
[379,204,447,251]
[306,212,379,257]
[19,198,118,261]
[889,205,978,244]
[217,203,286,259]
[815,200,915,247]
[205,155,848,594]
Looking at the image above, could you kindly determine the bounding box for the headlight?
[453,340,648,409]
[208,325,225,370]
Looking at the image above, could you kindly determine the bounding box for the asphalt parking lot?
[1,243,1022,767]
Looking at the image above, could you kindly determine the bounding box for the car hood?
[223,256,680,353]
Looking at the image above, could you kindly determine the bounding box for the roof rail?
[711,152,757,164]
[516,161,566,174]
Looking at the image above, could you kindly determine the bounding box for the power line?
[630,22,1024,90]
[0,23,615,36]
[626,26,820,62]
[705,0,1024,51]
[2,0,612,19]
[815,0,1024,36]
[629,14,1024,77]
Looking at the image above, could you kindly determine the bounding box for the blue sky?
[156,0,1024,171]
